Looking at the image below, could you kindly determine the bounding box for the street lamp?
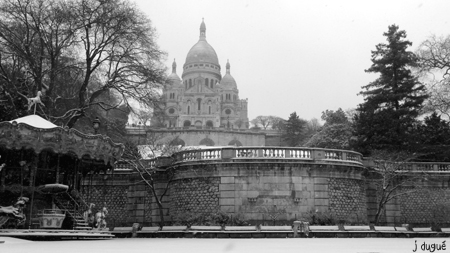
[93,117,101,134]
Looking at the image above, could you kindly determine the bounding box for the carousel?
[0,114,123,238]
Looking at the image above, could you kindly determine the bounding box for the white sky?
[133,0,450,121]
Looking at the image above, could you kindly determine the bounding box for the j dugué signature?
[413,240,446,252]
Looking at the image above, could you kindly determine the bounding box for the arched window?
[210,79,214,88]
[206,120,214,128]
[205,78,209,87]
[189,79,192,87]
[187,105,190,114]
[183,120,191,127]
[209,106,211,114]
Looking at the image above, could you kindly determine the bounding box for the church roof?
[220,60,237,90]
[167,59,182,85]
[185,19,219,66]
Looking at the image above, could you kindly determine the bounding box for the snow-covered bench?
[412,227,437,237]
[189,226,223,238]
[136,226,160,238]
[343,225,375,237]
[373,226,402,237]
[111,227,133,238]
[221,226,258,238]
[259,225,293,238]
[308,225,345,237]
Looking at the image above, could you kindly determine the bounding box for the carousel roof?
[0,115,124,165]
[9,115,58,129]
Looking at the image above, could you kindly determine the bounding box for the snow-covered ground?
[1,237,447,253]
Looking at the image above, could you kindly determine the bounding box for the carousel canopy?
[9,115,58,129]
[36,184,69,194]
[0,115,124,165]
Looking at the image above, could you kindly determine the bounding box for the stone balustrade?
[171,146,364,167]
[117,146,450,173]
[363,159,450,172]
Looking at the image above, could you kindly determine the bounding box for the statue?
[94,206,108,229]
[83,203,95,228]
[0,197,29,228]
[18,90,45,113]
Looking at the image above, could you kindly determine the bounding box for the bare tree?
[121,133,184,227]
[251,115,285,130]
[250,115,270,129]
[0,0,166,127]
[268,116,285,130]
[417,35,450,118]
[367,150,426,225]
[133,109,153,126]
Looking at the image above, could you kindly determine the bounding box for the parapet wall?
[82,147,450,226]
[167,162,366,224]
[158,147,366,224]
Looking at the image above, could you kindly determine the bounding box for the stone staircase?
[54,191,92,230]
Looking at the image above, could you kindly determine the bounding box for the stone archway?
[170,137,185,147]
[228,139,243,147]
[199,137,215,146]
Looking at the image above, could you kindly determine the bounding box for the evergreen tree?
[282,112,307,146]
[306,108,353,150]
[415,113,450,161]
[353,25,428,154]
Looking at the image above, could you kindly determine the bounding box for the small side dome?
[220,60,237,90]
[167,59,182,85]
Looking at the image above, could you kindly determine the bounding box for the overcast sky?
[133,0,450,122]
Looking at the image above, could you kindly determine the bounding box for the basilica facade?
[158,19,249,130]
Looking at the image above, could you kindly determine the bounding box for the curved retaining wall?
[165,147,366,224]
[83,147,450,226]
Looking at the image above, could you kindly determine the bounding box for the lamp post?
[93,117,101,134]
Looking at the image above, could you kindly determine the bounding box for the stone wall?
[79,182,128,226]
[169,177,220,221]
[166,163,367,225]
[329,178,367,222]
[398,187,450,225]
[80,163,450,227]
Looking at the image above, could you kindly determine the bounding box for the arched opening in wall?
[187,106,190,114]
[170,136,185,147]
[199,137,215,146]
[209,106,211,114]
[205,78,209,87]
[183,120,191,127]
[228,139,243,146]
[206,120,214,128]
[189,79,192,87]
[195,120,202,127]
[210,79,214,88]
